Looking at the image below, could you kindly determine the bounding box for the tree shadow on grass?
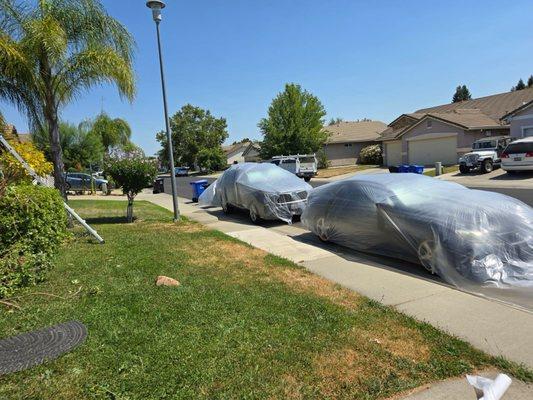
[84,216,136,225]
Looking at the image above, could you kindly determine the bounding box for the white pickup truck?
[270,154,318,182]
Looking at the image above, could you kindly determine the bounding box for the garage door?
[408,136,458,165]
[385,141,402,166]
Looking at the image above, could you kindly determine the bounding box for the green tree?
[515,79,526,91]
[328,117,343,125]
[33,122,104,170]
[84,113,132,154]
[0,0,135,199]
[452,85,472,103]
[259,83,327,159]
[528,75,533,88]
[157,104,228,168]
[197,147,226,172]
[105,156,157,223]
[231,138,251,145]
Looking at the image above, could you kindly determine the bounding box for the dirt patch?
[181,236,362,310]
[358,323,430,363]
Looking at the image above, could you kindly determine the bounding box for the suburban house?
[322,120,387,166]
[381,87,533,166]
[223,141,261,165]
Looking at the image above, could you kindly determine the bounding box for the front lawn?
[423,165,459,177]
[317,165,377,178]
[0,200,530,399]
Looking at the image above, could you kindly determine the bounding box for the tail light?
[526,152,533,157]
[501,153,509,158]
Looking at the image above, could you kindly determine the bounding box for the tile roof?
[324,120,387,144]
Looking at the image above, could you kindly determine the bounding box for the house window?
[426,120,432,129]
[344,143,353,147]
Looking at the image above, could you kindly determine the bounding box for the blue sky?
[2,0,533,155]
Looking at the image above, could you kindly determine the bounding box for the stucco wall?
[509,105,533,138]
[400,119,508,163]
[323,141,376,166]
[227,150,245,165]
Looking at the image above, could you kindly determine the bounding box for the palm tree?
[83,112,132,154]
[0,0,135,198]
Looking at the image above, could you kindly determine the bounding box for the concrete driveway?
[438,168,533,189]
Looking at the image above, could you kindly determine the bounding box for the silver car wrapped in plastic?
[199,163,312,224]
[301,173,533,289]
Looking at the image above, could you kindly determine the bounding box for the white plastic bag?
[466,374,512,400]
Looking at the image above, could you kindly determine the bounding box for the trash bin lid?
[190,179,208,185]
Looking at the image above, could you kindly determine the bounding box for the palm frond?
[56,45,135,104]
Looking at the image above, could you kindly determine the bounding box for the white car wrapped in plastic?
[301,173,533,289]
[199,163,312,224]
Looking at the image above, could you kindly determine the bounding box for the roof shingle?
[324,120,387,144]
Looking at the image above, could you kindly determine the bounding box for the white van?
[501,137,533,173]
[270,154,318,182]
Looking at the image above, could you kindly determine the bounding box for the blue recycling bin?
[190,179,209,202]
[408,165,424,174]
[398,164,410,173]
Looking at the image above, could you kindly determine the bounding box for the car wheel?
[316,217,330,242]
[222,203,233,214]
[459,165,470,174]
[417,240,436,274]
[65,182,72,191]
[480,159,493,173]
[304,177,311,182]
[249,207,260,224]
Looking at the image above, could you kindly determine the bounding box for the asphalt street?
[173,174,533,206]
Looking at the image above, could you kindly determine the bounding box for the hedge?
[0,184,68,298]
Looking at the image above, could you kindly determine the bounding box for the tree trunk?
[47,114,67,200]
[127,194,134,223]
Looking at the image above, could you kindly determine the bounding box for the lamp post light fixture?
[146,0,180,221]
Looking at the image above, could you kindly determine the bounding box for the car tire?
[304,177,311,182]
[459,165,470,174]
[65,182,72,191]
[417,240,436,274]
[222,203,233,214]
[480,159,493,173]
[249,207,261,224]
[506,170,518,175]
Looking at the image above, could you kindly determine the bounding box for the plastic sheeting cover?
[199,163,312,223]
[301,173,533,290]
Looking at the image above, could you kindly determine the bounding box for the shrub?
[0,140,53,184]
[317,149,330,169]
[0,184,68,251]
[105,156,157,222]
[358,144,383,165]
[0,243,53,298]
[0,184,68,298]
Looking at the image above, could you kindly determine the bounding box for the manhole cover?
[0,321,87,375]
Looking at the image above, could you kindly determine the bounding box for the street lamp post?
[146,0,180,221]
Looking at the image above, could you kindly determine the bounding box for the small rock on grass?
[155,276,181,287]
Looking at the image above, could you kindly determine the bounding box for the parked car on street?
[458,136,512,174]
[174,167,190,177]
[301,173,533,288]
[66,173,108,193]
[270,154,317,182]
[501,137,533,173]
[199,163,312,223]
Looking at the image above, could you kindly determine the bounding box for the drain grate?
[0,321,87,375]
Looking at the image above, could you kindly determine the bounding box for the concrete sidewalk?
[135,192,533,371]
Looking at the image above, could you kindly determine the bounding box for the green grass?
[424,165,459,177]
[0,200,530,399]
